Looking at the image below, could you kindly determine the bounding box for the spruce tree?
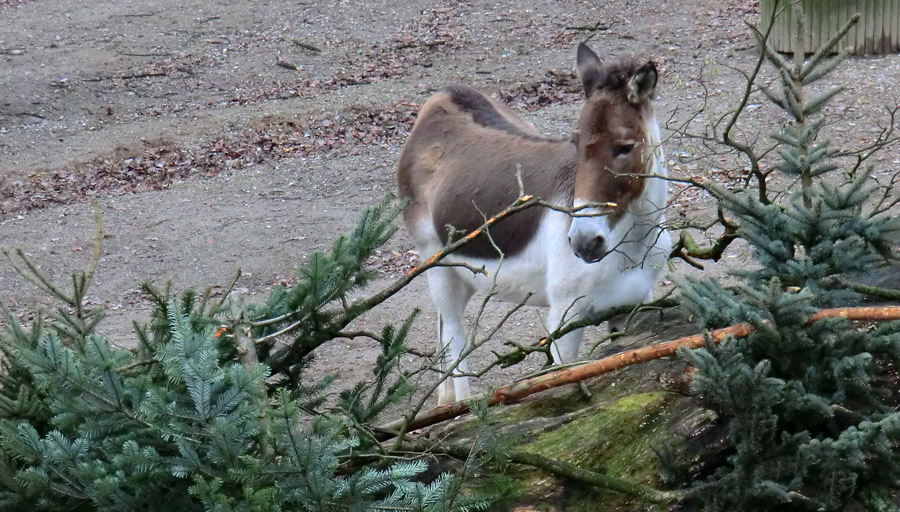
[677,12,900,511]
[0,199,509,511]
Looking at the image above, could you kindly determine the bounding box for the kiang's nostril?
[569,233,607,262]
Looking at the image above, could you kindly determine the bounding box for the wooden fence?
[760,0,900,54]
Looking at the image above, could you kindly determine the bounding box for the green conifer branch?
[800,14,860,79]
[85,200,103,290]
[1,248,76,306]
[673,6,900,506]
[824,278,900,301]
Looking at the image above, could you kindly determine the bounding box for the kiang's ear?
[576,43,602,98]
[627,61,658,105]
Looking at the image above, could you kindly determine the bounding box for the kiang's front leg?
[605,271,659,333]
[607,288,655,332]
[545,299,588,364]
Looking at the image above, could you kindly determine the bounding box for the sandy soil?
[2,0,899,400]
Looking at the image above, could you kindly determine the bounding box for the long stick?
[375,305,900,439]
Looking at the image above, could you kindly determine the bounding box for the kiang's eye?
[614,143,635,157]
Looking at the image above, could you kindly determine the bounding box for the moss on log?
[428,352,716,510]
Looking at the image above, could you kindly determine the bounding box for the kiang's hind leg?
[425,267,475,405]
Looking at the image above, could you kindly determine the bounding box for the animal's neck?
[618,113,667,250]
[635,114,667,217]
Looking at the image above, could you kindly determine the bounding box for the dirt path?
[2,0,899,399]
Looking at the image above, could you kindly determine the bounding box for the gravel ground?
[2,0,899,402]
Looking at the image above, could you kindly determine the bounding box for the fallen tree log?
[376,305,900,439]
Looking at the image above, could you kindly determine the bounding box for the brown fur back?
[398,85,576,258]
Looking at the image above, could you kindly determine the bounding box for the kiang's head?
[567,43,660,263]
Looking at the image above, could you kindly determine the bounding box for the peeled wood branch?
[806,306,900,323]
[375,305,900,439]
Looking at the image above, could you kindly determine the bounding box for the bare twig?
[336,330,384,343]
[395,40,447,50]
[472,295,678,377]
[9,111,43,118]
[116,358,157,372]
[719,14,778,201]
[331,195,612,330]
[565,22,610,32]
[391,218,529,449]
[289,38,322,52]
[276,59,302,71]
[433,261,487,276]
[251,191,615,343]
[118,51,174,57]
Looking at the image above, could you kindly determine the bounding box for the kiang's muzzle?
[567,214,611,263]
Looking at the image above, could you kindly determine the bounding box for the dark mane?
[441,84,545,140]
[595,58,642,90]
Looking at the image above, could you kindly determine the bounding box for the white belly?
[415,208,669,314]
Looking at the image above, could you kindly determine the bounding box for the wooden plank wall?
[760,0,900,54]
